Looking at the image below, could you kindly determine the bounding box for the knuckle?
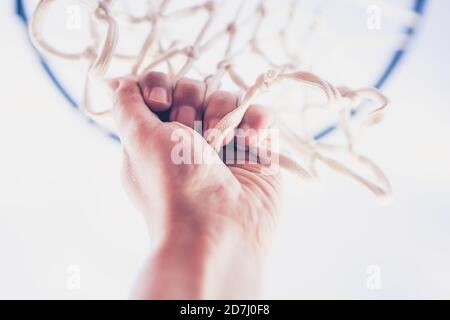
[208,91,236,106]
[251,107,266,121]
[174,78,205,104]
[117,78,136,91]
[248,105,273,126]
[114,92,143,111]
[141,71,169,86]
[176,78,204,92]
[116,81,139,101]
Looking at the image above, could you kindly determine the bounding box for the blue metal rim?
[15,0,427,143]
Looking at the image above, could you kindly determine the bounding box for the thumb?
[111,77,162,147]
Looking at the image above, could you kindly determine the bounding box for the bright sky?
[0,0,449,299]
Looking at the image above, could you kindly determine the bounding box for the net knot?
[257,3,266,16]
[147,12,159,22]
[83,46,97,59]
[263,69,279,88]
[217,59,231,70]
[185,46,200,59]
[227,23,237,35]
[95,1,110,19]
[204,1,215,13]
[338,86,362,107]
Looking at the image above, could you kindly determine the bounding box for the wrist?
[145,216,265,299]
[136,225,222,299]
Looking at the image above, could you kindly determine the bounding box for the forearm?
[134,248,204,299]
[132,216,265,300]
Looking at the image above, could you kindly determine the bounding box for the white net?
[28,0,406,199]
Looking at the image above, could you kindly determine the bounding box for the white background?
[0,0,449,299]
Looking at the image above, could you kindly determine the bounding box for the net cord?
[24,0,425,199]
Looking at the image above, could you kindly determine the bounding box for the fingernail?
[176,105,197,127]
[147,86,169,104]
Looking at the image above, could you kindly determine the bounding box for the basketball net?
[29,0,392,200]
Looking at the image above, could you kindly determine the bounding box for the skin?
[110,71,281,299]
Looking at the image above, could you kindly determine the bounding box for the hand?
[110,72,281,299]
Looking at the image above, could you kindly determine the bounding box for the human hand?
[110,71,281,299]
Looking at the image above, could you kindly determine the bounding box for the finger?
[113,77,162,146]
[237,104,274,147]
[170,78,205,129]
[203,91,238,145]
[138,71,172,112]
